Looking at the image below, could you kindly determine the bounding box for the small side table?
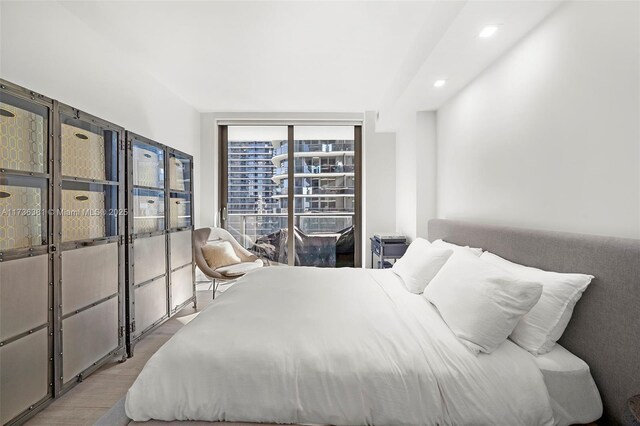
[370,237,408,269]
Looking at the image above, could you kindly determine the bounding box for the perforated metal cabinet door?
[134,279,168,337]
[0,328,49,425]
[62,297,119,384]
[0,254,49,341]
[171,266,193,311]
[61,244,118,316]
[133,234,166,284]
[170,230,192,269]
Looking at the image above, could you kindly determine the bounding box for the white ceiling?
[59,0,562,113]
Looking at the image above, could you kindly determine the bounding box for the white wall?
[394,108,418,239]
[392,106,437,241]
[437,1,640,239]
[0,1,202,224]
[415,111,437,238]
[364,111,396,267]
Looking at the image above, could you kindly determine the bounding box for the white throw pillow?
[480,252,593,355]
[202,240,241,269]
[424,253,543,354]
[431,239,483,257]
[392,238,453,294]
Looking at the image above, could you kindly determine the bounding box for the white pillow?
[431,239,483,257]
[480,252,593,355]
[202,240,241,269]
[392,238,453,294]
[424,253,543,354]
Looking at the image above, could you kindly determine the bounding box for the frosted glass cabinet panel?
[60,114,118,182]
[169,153,191,191]
[0,175,47,250]
[132,140,164,189]
[169,192,191,229]
[133,188,165,234]
[61,182,118,242]
[0,93,47,174]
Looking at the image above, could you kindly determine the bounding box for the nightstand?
[370,236,408,269]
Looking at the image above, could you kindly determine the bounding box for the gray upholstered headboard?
[428,219,640,425]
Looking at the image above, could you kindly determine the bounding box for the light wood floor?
[25,290,214,426]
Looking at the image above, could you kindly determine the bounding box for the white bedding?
[126,267,555,425]
[531,344,602,426]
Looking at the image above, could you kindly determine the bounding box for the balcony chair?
[193,227,264,298]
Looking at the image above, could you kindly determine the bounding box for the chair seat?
[216,260,263,277]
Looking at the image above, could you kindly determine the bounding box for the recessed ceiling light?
[479,25,499,38]
[433,80,446,88]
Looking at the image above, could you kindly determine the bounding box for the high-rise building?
[226,140,282,241]
[227,137,355,242]
[271,138,355,233]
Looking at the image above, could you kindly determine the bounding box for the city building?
[227,137,356,243]
[226,140,282,243]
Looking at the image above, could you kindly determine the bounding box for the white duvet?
[126,267,554,425]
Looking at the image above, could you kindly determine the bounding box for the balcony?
[227,213,355,267]
[271,164,355,182]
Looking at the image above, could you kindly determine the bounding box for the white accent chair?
[193,227,263,297]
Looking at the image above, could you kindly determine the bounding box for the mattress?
[61,123,106,181]
[531,344,603,426]
[0,102,46,173]
[126,268,555,425]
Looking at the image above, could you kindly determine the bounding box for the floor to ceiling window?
[219,123,362,267]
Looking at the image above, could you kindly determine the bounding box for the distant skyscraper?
[271,138,355,233]
[226,138,355,241]
[227,140,277,212]
[226,140,280,239]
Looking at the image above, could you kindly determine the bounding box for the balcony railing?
[227,213,354,248]
[272,141,355,157]
[273,164,355,176]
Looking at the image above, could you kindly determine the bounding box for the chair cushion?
[216,261,262,277]
[202,240,241,269]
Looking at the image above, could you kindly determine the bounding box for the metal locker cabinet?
[0,80,54,426]
[125,132,170,356]
[56,103,126,393]
[125,135,195,356]
[167,148,195,316]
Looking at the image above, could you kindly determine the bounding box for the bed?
[126,219,639,425]
[127,267,556,425]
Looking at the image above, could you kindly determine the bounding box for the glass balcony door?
[220,124,361,267]
[293,126,357,267]
[221,126,289,264]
